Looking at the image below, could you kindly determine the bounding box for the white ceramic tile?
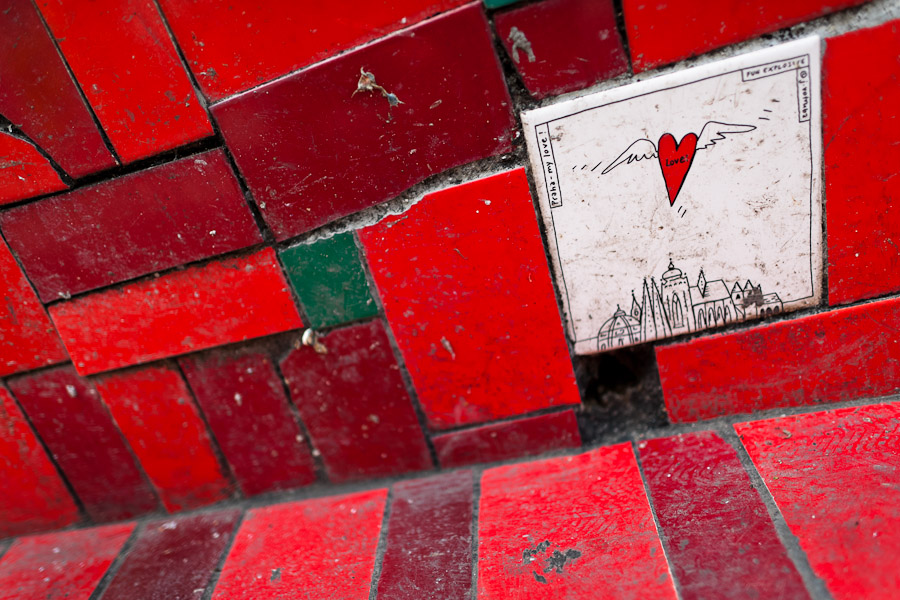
[523,37,823,355]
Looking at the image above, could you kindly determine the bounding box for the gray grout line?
[469,470,482,600]
[367,487,394,600]
[200,509,246,600]
[87,521,143,600]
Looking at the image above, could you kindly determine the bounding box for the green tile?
[279,232,379,328]
[483,0,521,8]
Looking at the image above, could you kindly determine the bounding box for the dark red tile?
[377,470,473,599]
[159,0,469,101]
[477,444,675,598]
[0,133,68,205]
[433,410,581,468]
[736,403,900,600]
[2,150,261,302]
[8,366,159,522]
[359,169,580,430]
[638,431,809,600]
[0,386,79,538]
[212,3,514,240]
[494,0,628,99]
[94,364,232,513]
[0,237,69,377]
[36,0,213,163]
[0,0,116,179]
[280,319,432,483]
[0,523,134,600]
[211,489,387,599]
[825,20,900,305]
[180,350,316,496]
[49,248,303,375]
[623,0,870,72]
[656,297,900,422]
[98,510,240,600]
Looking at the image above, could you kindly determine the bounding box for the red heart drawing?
[657,132,698,206]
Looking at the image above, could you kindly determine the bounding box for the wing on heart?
[696,121,756,151]
[601,138,658,175]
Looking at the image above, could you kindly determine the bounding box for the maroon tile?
[8,366,160,522]
[638,431,810,600]
[0,0,116,178]
[377,470,474,599]
[0,133,68,205]
[280,319,433,483]
[212,2,514,240]
[494,0,628,99]
[433,410,582,468]
[180,350,317,496]
[98,510,240,600]
[1,149,262,302]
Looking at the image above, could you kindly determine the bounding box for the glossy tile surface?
[0,133,67,205]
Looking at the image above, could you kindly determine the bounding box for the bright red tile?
[434,410,581,468]
[0,386,79,539]
[0,237,68,377]
[211,489,387,599]
[280,319,432,483]
[0,133,67,205]
[37,0,213,163]
[494,0,628,99]
[0,522,134,600]
[1,149,262,302]
[180,350,317,496]
[8,366,160,522]
[49,248,303,375]
[94,364,232,513]
[656,297,900,422]
[0,0,116,179]
[477,444,675,599]
[359,169,580,430]
[736,403,900,600]
[623,0,870,72]
[212,3,514,240]
[825,20,900,305]
[638,431,809,600]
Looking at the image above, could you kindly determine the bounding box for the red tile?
[0,133,68,205]
[211,489,387,599]
[0,522,134,600]
[638,431,809,600]
[477,444,675,598]
[0,237,68,377]
[824,21,900,305]
[359,169,580,430]
[49,248,303,375]
[37,0,213,163]
[8,366,160,522]
[494,0,628,99]
[623,0,870,72]
[2,150,261,302]
[377,471,474,599]
[434,410,581,468]
[158,0,469,102]
[0,0,116,179]
[94,364,232,513]
[180,350,316,496]
[212,3,514,240]
[98,510,240,600]
[0,386,79,538]
[280,319,432,483]
[736,403,900,600]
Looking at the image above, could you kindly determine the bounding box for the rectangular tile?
[477,444,675,598]
[433,410,581,468]
[280,319,432,483]
[1,149,262,302]
[94,364,233,513]
[212,3,514,240]
[50,248,303,375]
[638,431,809,600]
[211,489,387,599]
[736,403,900,600]
[359,168,580,430]
[180,350,317,496]
[0,133,68,205]
[8,366,160,522]
[656,297,900,422]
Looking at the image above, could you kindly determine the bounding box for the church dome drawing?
[597,305,641,351]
